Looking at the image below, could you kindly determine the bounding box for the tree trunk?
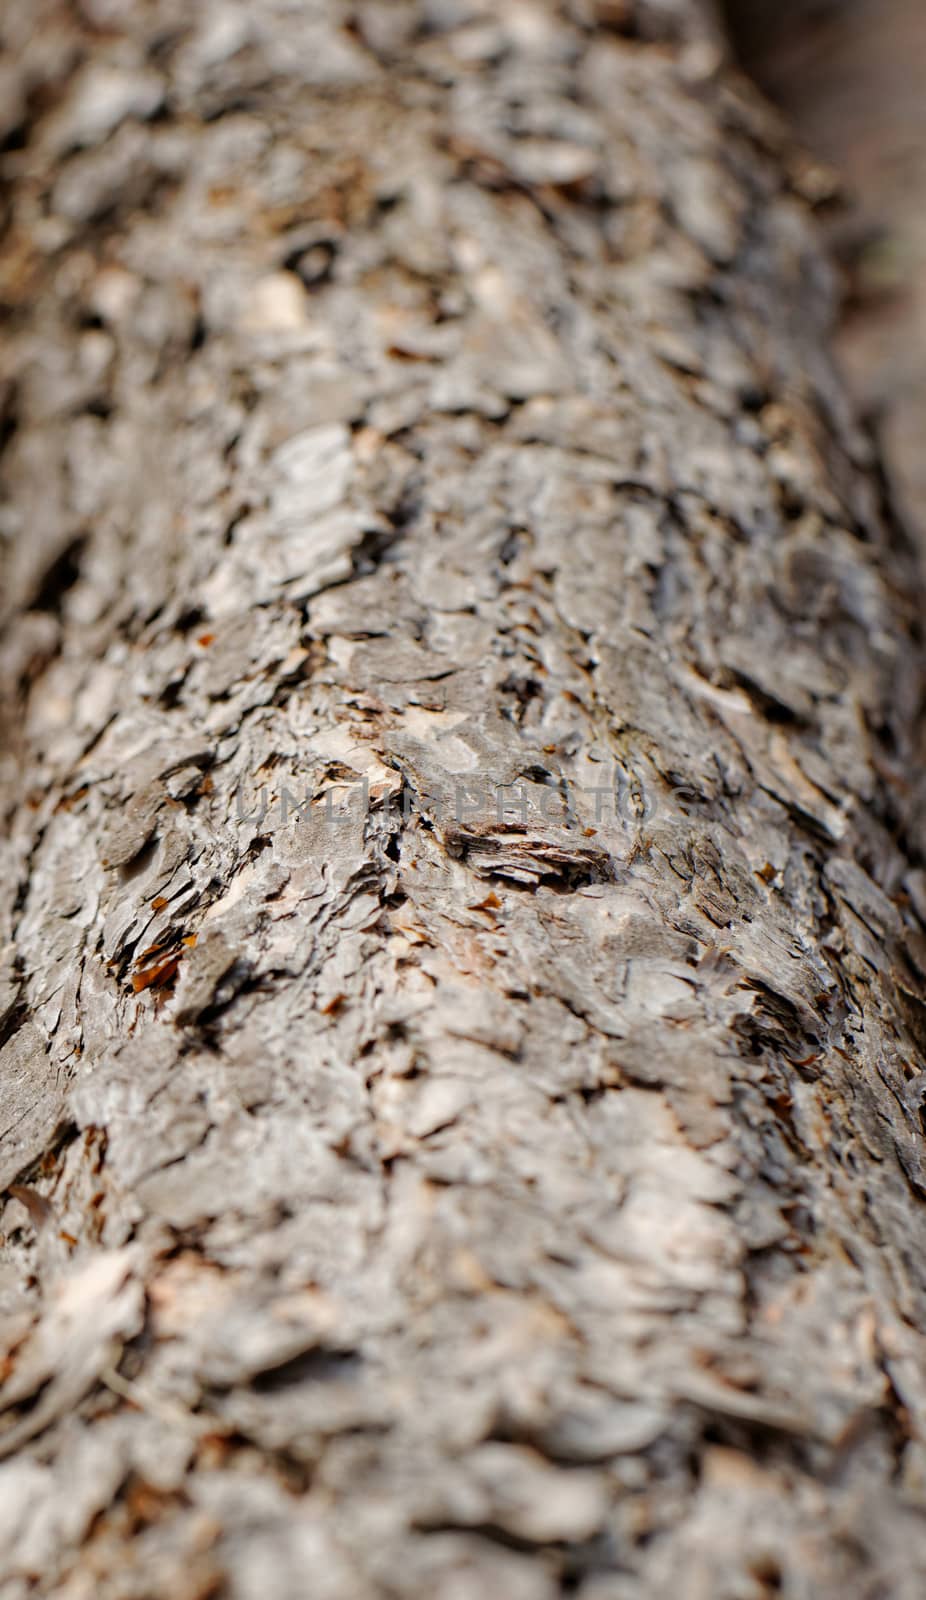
[3,3,926,1596]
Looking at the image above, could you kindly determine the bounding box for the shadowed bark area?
[2,3,926,1596]
[725,0,926,546]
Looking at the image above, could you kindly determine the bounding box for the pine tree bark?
[3,3,926,1596]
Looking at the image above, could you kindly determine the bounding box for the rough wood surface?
[3,3,926,1596]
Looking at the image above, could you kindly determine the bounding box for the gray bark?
[2,3,926,1597]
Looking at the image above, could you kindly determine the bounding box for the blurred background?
[2,0,923,544]
[727,0,926,543]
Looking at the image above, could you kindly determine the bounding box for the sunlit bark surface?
[3,3,926,1596]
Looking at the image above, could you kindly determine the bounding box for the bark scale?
[2,3,926,1596]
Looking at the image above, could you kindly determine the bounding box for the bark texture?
[3,3,926,1597]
